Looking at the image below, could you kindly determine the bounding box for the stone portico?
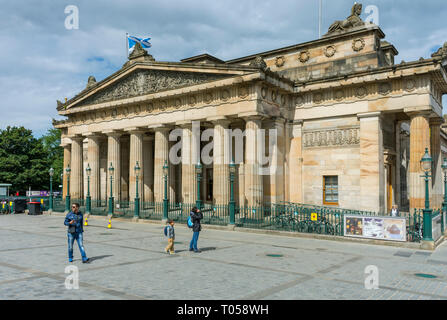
[54,4,447,214]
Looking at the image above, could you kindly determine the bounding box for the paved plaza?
[1,213,447,300]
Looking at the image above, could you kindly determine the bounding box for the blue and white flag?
[127,35,152,54]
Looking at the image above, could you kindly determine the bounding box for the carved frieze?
[378,82,392,95]
[275,56,285,68]
[303,127,360,148]
[77,69,230,107]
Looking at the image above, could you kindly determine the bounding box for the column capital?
[357,111,382,120]
[104,130,124,137]
[124,127,147,134]
[67,134,84,142]
[429,117,444,126]
[149,124,173,131]
[406,110,432,119]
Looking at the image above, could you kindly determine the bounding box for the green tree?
[40,128,64,190]
[0,126,51,193]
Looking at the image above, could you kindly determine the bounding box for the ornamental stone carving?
[405,79,416,92]
[275,56,285,68]
[189,95,196,105]
[378,82,392,95]
[313,92,323,104]
[271,90,278,102]
[298,51,310,63]
[296,95,304,106]
[77,69,230,107]
[324,46,336,57]
[355,86,367,98]
[204,92,213,103]
[261,87,268,99]
[352,38,365,52]
[249,56,268,70]
[221,89,230,101]
[334,89,344,101]
[238,86,249,98]
[303,127,360,148]
[281,95,286,106]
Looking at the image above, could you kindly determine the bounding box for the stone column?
[409,113,431,210]
[105,131,121,202]
[70,136,84,200]
[270,118,285,204]
[181,124,198,204]
[289,121,303,203]
[395,121,402,208]
[143,136,154,203]
[62,144,71,200]
[86,134,101,202]
[128,130,144,202]
[430,118,443,208]
[359,112,384,213]
[169,140,176,204]
[244,117,264,207]
[238,163,245,206]
[120,136,130,201]
[153,127,170,203]
[212,119,231,205]
[284,121,292,203]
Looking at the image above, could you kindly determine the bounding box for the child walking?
[164,220,175,255]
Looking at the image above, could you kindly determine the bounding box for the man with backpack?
[188,207,203,253]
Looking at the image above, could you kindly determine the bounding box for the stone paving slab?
[1,214,447,300]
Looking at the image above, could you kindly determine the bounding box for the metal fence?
[50,197,445,244]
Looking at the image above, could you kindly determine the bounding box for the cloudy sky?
[0,0,446,137]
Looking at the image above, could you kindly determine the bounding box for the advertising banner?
[344,215,406,242]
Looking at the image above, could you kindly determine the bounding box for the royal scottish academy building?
[54,3,447,214]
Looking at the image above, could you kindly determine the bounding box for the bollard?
[107,218,112,229]
[84,217,88,226]
[10,202,14,214]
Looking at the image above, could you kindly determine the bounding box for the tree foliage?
[0,126,63,193]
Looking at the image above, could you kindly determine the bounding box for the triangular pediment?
[75,68,233,108]
[67,65,239,109]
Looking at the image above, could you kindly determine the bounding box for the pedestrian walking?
[64,203,90,263]
[164,219,176,255]
[189,207,203,253]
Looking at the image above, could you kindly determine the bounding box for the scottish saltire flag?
[127,35,152,54]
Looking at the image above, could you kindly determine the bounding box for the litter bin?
[13,199,27,213]
[28,202,42,215]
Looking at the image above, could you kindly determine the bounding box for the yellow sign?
[9,202,12,207]
[311,213,318,221]
[41,199,44,204]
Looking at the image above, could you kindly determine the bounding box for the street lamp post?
[86,164,91,215]
[195,161,203,210]
[134,161,141,219]
[65,165,71,212]
[441,158,447,234]
[229,161,236,225]
[163,161,169,221]
[49,168,54,213]
[420,148,433,241]
[108,162,114,216]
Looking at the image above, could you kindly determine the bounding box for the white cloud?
[0,0,446,136]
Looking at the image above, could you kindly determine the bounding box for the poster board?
[344,215,406,242]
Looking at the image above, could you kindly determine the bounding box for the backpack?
[187,215,193,228]
[164,226,168,237]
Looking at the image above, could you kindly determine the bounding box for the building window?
[323,176,339,206]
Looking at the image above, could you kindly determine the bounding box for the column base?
[132,217,139,223]
[421,240,435,251]
[226,224,236,231]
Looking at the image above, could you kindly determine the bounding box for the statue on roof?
[431,42,447,59]
[327,3,365,34]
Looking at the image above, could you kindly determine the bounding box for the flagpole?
[319,0,322,38]
[126,32,129,58]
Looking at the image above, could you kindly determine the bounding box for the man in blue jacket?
[64,203,90,263]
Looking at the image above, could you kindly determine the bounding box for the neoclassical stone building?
[54,4,447,214]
